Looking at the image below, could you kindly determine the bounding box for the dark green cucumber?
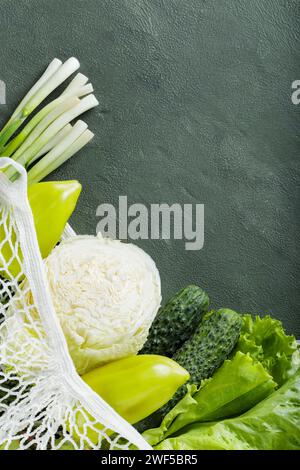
[140,285,210,357]
[161,308,242,416]
[135,308,242,433]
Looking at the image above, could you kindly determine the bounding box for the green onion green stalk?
[0,57,98,183]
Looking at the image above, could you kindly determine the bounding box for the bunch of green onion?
[0,57,98,184]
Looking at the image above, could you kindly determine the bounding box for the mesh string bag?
[0,158,151,450]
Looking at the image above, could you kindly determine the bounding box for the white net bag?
[0,157,151,450]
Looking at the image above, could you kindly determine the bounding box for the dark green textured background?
[0,0,299,335]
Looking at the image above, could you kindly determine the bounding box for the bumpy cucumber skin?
[164,308,243,413]
[135,308,242,432]
[140,285,210,357]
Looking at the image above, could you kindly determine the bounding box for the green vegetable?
[29,180,81,258]
[0,58,98,183]
[153,369,300,450]
[73,355,189,446]
[0,180,81,278]
[82,355,189,426]
[140,285,209,357]
[168,308,242,410]
[137,308,242,433]
[143,351,276,446]
[235,314,300,386]
[0,440,20,450]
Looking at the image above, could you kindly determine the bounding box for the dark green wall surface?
[0,0,299,335]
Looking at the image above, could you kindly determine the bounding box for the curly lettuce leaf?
[144,351,276,446]
[155,369,300,450]
[235,315,300,385]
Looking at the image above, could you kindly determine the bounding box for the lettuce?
[154,370,300,450]
[144,352,276,446]
[235,315,300,386]
[143,314,300,450]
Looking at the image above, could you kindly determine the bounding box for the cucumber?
[140,285,210,357]
[164,308,243,414]
[136,308,242,432]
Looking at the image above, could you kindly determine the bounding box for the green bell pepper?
[0,180,81,279]
[82,354,190,425]
[73,355,189,446]
[29,180,81,258]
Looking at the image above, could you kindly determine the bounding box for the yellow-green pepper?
[73,355,189,445]
[29,180,81,258]
[0,180,81,279]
